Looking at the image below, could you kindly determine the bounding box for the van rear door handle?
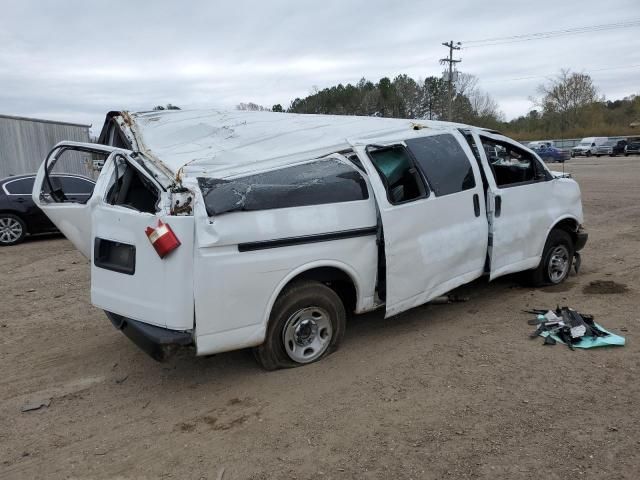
[473,193,480,217]
[495,195,502,217]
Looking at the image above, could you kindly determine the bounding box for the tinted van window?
[198,159,369,216]
[406,134,475,196]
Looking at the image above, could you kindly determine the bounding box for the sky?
[1,0,639,134]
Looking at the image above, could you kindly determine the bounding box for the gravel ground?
[1,156,639,480]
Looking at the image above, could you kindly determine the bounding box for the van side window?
[367,145,427,204]
[480,137,545,187]
[405,134,475,196]
[198,159,369,216]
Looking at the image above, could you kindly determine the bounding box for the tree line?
[237,69,639,140]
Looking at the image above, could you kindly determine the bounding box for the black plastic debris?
[525,306,625,350]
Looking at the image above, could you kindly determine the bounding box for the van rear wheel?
[254,280,346,370]
[527,229,574,287]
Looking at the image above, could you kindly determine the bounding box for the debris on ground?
[21,398,51,412]
[525,306,625,350]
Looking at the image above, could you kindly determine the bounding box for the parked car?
[571,137,608,157]
[527,140,555,150]
[33,110,588,369]
[595,139,627,157]
[625,139,640,156]
[532,144,569,163]
[0,173,95,246]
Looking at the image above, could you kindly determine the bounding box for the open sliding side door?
[354,130,488,318]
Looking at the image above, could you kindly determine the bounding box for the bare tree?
[469,90,503,121]
[454,72,478,98]
[453,73,503,122]
[536,69,599,124]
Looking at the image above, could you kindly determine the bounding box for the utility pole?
[440,40,461,121]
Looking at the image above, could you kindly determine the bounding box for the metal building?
[0,114,92,178]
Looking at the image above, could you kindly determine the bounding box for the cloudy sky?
[1,0,639,133]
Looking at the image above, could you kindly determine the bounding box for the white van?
[571,137,608,157]
[33,110,588,369]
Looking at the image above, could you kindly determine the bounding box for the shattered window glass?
[406,134,476,196]
[198,159,369,216]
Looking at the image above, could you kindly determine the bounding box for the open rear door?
[33,142,118,258]
[35,143,195,331]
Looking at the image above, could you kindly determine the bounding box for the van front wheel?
[527,229,574,287]
[254,281,346,370]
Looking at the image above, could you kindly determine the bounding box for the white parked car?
[571,137,608,157]
[33,110,588,369]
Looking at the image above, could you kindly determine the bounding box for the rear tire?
[0,214,27,246]
[254,280,346,370]
[527,229,574,287]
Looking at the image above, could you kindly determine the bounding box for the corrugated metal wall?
[0,115,92,178]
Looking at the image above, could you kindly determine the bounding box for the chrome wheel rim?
[548,245,570,283]
[0,217,23,244]
[282,307,332,363]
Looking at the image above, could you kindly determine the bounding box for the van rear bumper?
[105,311,193,362]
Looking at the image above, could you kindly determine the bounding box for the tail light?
[145,220,181,258]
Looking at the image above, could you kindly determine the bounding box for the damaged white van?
[33,110,587,369]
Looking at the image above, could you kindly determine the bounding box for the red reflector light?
[145,220,181,258]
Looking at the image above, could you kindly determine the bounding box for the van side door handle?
[473,193,480,217]
[495,195,502,217]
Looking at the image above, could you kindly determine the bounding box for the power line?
[462,20,640,48]
[475,64,640,84]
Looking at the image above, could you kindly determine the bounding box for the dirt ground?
[1,157,639,480]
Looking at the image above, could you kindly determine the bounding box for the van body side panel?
[192,200,378,356]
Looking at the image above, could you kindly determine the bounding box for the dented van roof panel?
[115,109,471,179]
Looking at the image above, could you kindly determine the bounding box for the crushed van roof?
[116,109,471,179]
